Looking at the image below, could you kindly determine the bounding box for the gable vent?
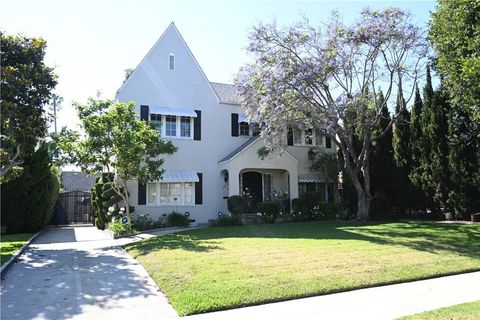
[169,53,175,70]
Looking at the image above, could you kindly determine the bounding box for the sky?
[1,0,437,132]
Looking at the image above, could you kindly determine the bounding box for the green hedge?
[257,201,280,224]
[1,144,60,233]
[291,193,345,222]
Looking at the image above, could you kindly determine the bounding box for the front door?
[242,171,263,213]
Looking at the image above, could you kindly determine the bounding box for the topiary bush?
[227,195,246,217]
[91,173,123,230]
[1,143,60,233]
[257,201,280,224]
[167,211,190,227]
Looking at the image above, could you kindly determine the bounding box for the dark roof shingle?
[210,82,240,104]
[218,136,260,163]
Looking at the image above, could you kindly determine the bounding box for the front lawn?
[1,233,33,265]
[125,221,480,315]
[399,300,480,319]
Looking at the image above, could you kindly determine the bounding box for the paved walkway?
[0,225,184,320]
[1,226,479,320]
[184,271,480,320]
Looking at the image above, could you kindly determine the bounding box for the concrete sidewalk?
[0,226,181,320]
[184,271,480,320]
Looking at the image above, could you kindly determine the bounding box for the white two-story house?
[117,22,336,224]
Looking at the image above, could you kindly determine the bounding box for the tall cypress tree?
[409,85,424,188]
[417,66,437,212]
[447,107,480,218]
[430,88,451,209]
[409,85,426,210]
[370,91,394,218]
[392,83,412,214]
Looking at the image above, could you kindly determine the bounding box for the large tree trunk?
[356,190,371,220]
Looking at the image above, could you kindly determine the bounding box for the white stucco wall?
[117,23,337,224]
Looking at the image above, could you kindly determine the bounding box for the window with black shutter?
[231,113,239,136]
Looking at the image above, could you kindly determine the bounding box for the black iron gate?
[55,191,94,225]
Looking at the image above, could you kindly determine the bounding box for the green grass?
[399,300,480,319]
[125,221,480,316]
[1,233,33,265]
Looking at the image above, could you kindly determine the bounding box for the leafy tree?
[447,107,480,218]
[0,33,57,181]
[430,0,480,118]
[236,8,427,220]
[1,143,60,233]
[65,99,177,225]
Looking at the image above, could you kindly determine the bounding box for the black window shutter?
[287,128,293,146]
[194,110,201,141]
[231,113,239,137]
[138,182,146,205]
[140,105,149,121]
[195,173,203,205]
[325,136,332,148]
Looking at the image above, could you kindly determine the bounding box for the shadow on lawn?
[127,221,480,260]
[125,233,224,256]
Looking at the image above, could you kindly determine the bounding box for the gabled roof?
[210,82,240,105]
[61,171,98,192]
[116,22,220,102]
[218,136,260,163]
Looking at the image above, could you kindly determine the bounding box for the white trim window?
[147,182,194,206]
[180,116,192,138]
[151,113,194,140]
[166,115,177,137]
[239,121,250,136]
[294,128,325,147]
[169,53,175,70]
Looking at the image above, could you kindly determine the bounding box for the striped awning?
[160,170,199,183]
[298,173,324,183]
[150,106,197,118]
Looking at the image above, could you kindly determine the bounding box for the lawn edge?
[0,230,42,277]
[175,269,480,316]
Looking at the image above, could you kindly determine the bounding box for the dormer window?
[169,54,175,70]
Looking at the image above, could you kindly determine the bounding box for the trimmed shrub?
[227,195,246,217]
[90,173,123,230]
[132,213,165,231]
[291,193,345,222]
[257,201,280,224]
[210,215,242,227]
[108,219,136,238]
[167,211,190,227]
[1,143,60,233]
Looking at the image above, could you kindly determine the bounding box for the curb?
[1,230,42,278]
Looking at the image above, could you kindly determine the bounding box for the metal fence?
[55,191,94,225]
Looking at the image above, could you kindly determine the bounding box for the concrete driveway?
[0,226,178,320]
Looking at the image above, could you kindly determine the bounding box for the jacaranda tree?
[236,8,428,220]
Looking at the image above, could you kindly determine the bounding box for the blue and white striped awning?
[150,106,197,118]
[298,173,324,183]
[160,170,199,183]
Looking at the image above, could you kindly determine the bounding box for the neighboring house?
[61,171,97,192]
[116,22,336,224]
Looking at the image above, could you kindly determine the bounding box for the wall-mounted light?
[218,211,223,217]
[184,211,190,217]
